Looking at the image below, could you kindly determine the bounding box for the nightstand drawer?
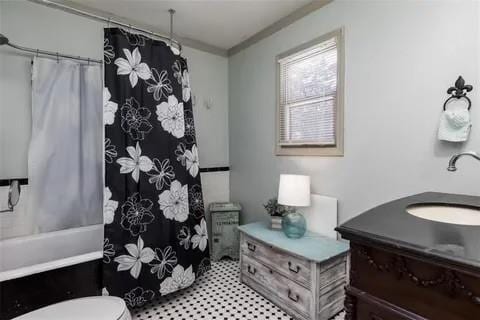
[241,254,311,316]
[241,234,311,287]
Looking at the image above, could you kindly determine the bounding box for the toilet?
[13,296,131,320]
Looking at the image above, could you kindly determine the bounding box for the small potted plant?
[263,198,290,230]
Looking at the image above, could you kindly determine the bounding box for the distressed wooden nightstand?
[238,222,349,320]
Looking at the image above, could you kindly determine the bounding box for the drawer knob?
[247,265,256,275]
[247,242,256,252]
[288,261,300,273]
[287,289,299,302]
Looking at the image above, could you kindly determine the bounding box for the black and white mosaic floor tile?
[132,260,345,320]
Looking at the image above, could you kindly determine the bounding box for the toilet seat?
[13,296,131,320]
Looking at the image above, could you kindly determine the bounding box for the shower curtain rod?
[1,1,181,64]
[0,34,102,64]
[30,0,182,52]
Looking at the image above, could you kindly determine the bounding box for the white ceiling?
[66,0,313,50]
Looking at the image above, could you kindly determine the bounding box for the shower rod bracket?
[169,9,176,47]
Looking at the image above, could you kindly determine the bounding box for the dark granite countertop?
[336,192,480,270]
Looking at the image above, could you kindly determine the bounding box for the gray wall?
[0,0,229,177]
[229,0,480,224]
[0,0,229,238]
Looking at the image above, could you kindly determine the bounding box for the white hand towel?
[438,108,471,142]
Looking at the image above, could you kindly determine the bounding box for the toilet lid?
[14,296,129,320]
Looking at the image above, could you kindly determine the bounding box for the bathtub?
[0,224,103,282]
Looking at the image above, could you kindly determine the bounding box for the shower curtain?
[103,28,210,306]
[29,57,103,233]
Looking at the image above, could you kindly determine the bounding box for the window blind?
[278,37,338,146]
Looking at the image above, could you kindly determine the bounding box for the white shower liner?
[0,224,103,282]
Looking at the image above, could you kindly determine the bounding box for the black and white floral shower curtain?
[103,28,210,307]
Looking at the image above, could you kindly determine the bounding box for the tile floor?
[132,260,345,320]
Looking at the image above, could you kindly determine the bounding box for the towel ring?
[443,76,473,111]
[443,95,471,111]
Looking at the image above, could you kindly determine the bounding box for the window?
[276,29,344,156]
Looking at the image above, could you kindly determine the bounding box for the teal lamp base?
[281,211,306,239]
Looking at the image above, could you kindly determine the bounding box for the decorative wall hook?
[443,76,473,111]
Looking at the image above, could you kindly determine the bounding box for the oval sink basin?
[407,204,480,226]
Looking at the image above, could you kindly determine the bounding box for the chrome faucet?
[447,151,480,171]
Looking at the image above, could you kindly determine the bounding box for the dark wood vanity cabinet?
[342,241,480,320]
[345,241,480,320]
[336,193,480,320]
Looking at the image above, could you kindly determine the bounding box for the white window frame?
[276,28,344,156]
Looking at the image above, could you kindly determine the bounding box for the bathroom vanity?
[336,192,480,320]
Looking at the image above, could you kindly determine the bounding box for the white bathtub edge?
[0,251,103,282]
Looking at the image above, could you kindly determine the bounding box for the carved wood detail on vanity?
[353,244,480,306]
[347,242,480,320]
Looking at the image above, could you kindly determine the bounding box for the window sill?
[276,145,343,156]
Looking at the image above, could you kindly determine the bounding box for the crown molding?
[28,0,333,58]
[227,0,333,56]
[28,0,228,57]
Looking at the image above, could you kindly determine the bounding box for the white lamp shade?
[277,174,311,207]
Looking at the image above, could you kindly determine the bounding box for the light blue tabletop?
[238,222,349,263]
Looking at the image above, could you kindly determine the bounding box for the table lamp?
[277,174,311,238]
